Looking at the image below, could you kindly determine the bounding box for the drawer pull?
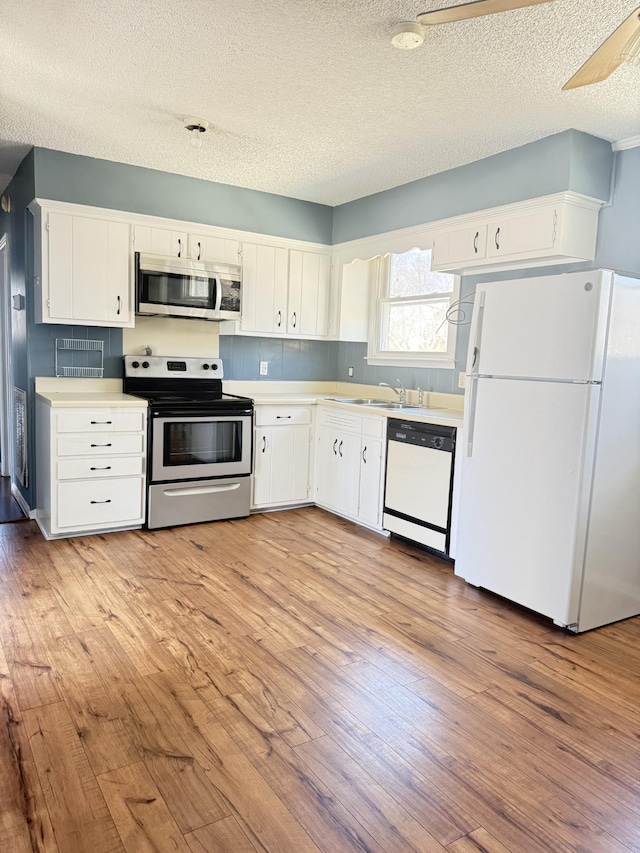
[91,443,112,447]
[90,420,112,425]
[90,499,112,504]
[90,466,112,471]
[276,415,292,419]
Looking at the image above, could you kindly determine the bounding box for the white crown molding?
[612,136,640,152]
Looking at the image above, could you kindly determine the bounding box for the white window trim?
[366,254,460,370]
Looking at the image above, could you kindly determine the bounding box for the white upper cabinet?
[133,225,188,258]
[431,193,602,273]
[240,243,289,334]
[188,234,239,264]
[287,250,331,337]
[227,243,331,339]
[31,202,133,328]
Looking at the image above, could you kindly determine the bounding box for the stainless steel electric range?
[123,355,253,529]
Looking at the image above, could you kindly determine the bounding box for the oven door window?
[140,270,217,311]
[163,420,242,467]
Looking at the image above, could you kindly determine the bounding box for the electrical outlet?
[348,366,354,377]
[259,361,268,376]
[458,372,466,389]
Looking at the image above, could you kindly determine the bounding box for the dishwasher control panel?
[388,420,456,453]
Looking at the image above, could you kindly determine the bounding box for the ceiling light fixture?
[391,21,425,50]
[183,117,209,149]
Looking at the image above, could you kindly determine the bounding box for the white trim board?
[612,136,640,152]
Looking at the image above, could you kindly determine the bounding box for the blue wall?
[219,336,338,382]
[33,149,334,245]
[332,131,613,244]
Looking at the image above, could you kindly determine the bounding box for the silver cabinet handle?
[362,446,367,464]
[90,443,112,447]
[90,499,111,504]
[177,238,182,257]
[495,227,500,250]
[338,440,343,458]
[117,295,121,315]
[292,311,297,328]
[90,420,112,425]
[262,436,266,453]
[333,439,338,455]
[90,466,112,471]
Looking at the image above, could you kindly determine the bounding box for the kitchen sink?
[324,397,422,410]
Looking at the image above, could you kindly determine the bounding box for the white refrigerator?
[455,269,640,632]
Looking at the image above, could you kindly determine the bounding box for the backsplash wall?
[219,336,339,381]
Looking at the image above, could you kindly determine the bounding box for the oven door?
[151,414,252,482]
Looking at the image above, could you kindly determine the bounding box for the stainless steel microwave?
[136,253,241,321]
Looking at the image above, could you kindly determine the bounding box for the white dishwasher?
[383,418,456,557]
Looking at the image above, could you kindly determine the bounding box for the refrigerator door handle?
[466,289,486,374]
[465,376,479,457]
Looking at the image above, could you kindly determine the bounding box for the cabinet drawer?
[317,407,362,433]
[57,478,144,529]
[363,417,384,439]
[255,406,311,427]
[55,410,145,433]
[57,455,144,480]
[57,433,144,457]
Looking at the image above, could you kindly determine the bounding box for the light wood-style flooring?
[1,507,640,853]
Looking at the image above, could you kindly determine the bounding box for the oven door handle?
[162,483,242,497]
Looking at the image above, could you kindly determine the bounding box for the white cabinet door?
[315,427,340,510]
[486,207,556,259]
[240,243,289,334]
[134,225,188,258]
[433,224,487,268]
[47,212,74,321]
[358,437,383,527]
[335,432,361,518]
[287,250,331,337]
[189,234,239,264]
[254,425,310,507]
[47,213,131,325]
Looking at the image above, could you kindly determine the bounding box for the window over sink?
[367,247,459,369]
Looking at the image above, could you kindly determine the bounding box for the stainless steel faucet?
[379,380,406,405]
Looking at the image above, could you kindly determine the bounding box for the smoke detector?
[391,22,425,50]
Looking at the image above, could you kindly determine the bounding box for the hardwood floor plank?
[210,691,387,853]
[185,816,258,853]
[24,700,124,852]
[97,761,191,853]
[145,669,322,852]
[0,641,59,853]
[75,630,229,833]
[446,827,513,852]
[1,508,639,852]
[48,633,140,776]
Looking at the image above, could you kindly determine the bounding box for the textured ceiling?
[2,0,640,205]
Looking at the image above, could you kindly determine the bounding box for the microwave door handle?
[214,275,222,315]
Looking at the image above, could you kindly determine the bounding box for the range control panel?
[124,355,223,379]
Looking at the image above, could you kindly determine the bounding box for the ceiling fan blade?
[416,0,555,27]
[563,7,640,90]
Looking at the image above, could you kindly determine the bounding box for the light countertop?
[249,392,463,428]
[36,392,148,408]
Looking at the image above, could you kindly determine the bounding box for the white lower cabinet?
[36,400,147,539]
[315,407,385,530]
[252,406,312,509]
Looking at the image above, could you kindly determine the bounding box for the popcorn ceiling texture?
[2,0,639,204]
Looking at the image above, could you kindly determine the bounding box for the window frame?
[366,250,460,370]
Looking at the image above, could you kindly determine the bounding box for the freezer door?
[467,270,612,381]
[456,378,600,627]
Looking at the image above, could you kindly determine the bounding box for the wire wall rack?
[55,338,104,378]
